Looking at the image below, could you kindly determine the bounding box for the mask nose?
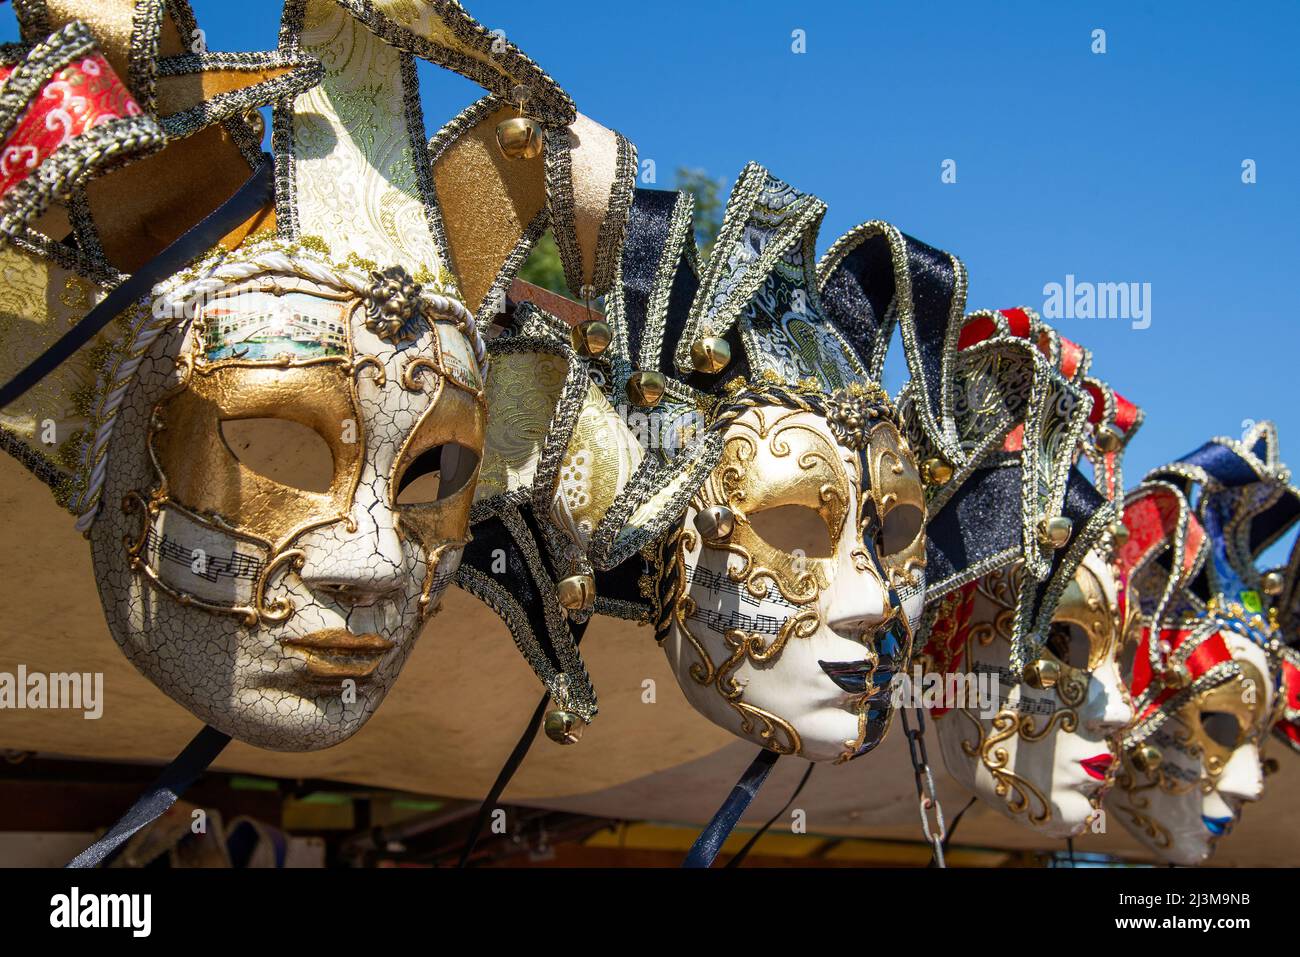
[298,480,408,605]
[1215,743,1265,804]
[825,550,893,641]
[1086,660,1135,734]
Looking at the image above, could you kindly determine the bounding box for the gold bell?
[1261,570,1285,596]
[1095,423,1124,453]
[1111,521,1130,548]
[921,457,952,487]
[1161,665,1190,690]
[694,505,735,543]
[626,370,666,407]
[557,573,596,611]
[495,115,543,160]
[689,336,731,374]
[543,709,583,745]
[1131,743,1163,774]
[571,319,612,358]
[1023,657,1061,690]
[1037,516,1073,549]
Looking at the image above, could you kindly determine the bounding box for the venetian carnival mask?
[91,250,486,750]
[1107,626,1275,865]
[0,0,592,752]
[929,550,1134,837]
[658,387,927,763]
[1104,426,1300,864]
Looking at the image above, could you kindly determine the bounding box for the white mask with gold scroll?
[0,0,592,751]
[656,386,927,763]
[1106,631,1274,865]
[928,551,1134,838]
[90,246,486,750]
[1105,425,1300,864]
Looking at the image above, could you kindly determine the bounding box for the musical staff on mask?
[144,528,265,583]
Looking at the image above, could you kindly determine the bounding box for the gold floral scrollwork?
[350,354,387,387]
[732,701,802,755]
[254,549,307,624]
[967,710,1054,826]
[400,356,442,393]
[1115,804,1173,849]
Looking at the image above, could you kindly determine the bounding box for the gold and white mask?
[930,550,1134,837]
[657,387,926,762]
[1106,629,1275,865]
[91,246,486,750]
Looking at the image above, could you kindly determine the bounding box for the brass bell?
[571,318,612,358]
[694,505,735,543]
[1095,423,1124,453]
[689,336,731,374]
[495,115,543,160]
[557,573,596,611]
[1023,657,1061,690]
[1037,516,1073,549]
[1131,743,1163,774]
[1162,665,1190,690]
[626,370,666,407]
[1111,521,1130,548]
[921,457,952,487]
[543,709,583,745]
[1261,570,1285,596]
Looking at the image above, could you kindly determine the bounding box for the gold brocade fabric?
[0,244,112,501]
[291,0,448,284]
[475,351,569,502]
[554,385,644,542]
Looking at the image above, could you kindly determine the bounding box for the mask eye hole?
[395,443,480,506]
[878,503,923,556]
[1046,621,1089,668]
[747,504,834,558]
[1199,711,1242,750]
[220,417,334,493]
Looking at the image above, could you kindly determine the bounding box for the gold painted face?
[141,278,487,626]
[153,360,365,551]
[934,552,1134,835]
[389,379,485,591]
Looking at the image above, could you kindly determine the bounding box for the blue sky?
[6,2,1298,560]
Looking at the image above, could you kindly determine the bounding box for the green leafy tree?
[516,166,726,296]
[673,166,725,257]
[517,229,567,295]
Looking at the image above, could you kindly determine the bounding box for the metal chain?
[900,705,947,867]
